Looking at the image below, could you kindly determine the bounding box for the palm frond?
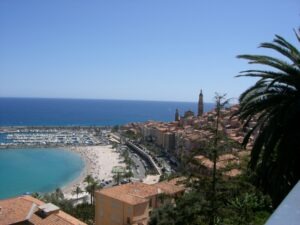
[236,33,300,206]
[237,54,300,76]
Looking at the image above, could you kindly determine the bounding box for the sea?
[0,148,84,199]
[0,97,214,126]
[0,97,215,199]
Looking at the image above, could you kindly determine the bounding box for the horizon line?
[0,96,215,104]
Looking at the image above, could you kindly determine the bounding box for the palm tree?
[84,175,96,204]
[85,180,101,205]
[236,31,300,206]
[55,188,64,200]
[84,174,94,186]
[72,186,83,201]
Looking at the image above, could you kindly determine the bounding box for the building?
[198,89,204,117]
[0,195,87,225]
[174,109,180,122]
[95,180,185,225]
[128,102,255,161]
[163,132,175,151]
[183,110,194,118]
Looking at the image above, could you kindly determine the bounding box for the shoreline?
[61,145,126,198]
[61,148,91,196]
[0,145,125,200]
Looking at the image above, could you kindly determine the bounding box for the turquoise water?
[0,148,84,199]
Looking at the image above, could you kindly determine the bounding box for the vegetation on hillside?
[149,175,271,225]
[150,94,272,225]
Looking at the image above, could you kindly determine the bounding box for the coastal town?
[2,0,299,224]
[120,91,255,173]
[0,91,255,185]
[0,85,297,225]
[0,91,258,225]
[0,91,296,225]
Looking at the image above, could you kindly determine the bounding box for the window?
[111,215,121,223]
[127,207,132,214]
[127,217,131,224]
[111,200,121,208]
[149,198,152,208]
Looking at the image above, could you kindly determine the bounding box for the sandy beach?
[62,145,125,198]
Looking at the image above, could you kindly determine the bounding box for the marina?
[0,127,110,148]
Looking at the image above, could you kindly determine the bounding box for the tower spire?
[198,90,204,116]
[175,108,180,121]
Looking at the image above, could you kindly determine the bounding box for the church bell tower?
[175,109,180,121]
[198,90,203,117]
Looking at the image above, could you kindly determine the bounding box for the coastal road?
[130,152,146,180]
[103,149,146,188]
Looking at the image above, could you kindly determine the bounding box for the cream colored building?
[95,180,185,225]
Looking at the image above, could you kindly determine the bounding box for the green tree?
[149,190,212,225]
[112,171,123,184]
[72,186,83,201]
[84,174,94,186]
[55,188,64,200]
[72,203,95,225]
[149,175,271,225]
[84,175,96,204]
[210,93,229,225]
[236,32,300,206]
[228,192,268,225]
[31,192,43,200]
[86,179,101,205]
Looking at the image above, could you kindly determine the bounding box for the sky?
[0,0,299,103]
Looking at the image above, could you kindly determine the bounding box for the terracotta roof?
[218,154,238,162]
[194,155,214,169]
[152,181,185,195]
[156,127,167,131]
[194,154,240,170]
[97,180,185,205]
[0,195,86,225]
[97,182,158,205]
[237,150,250,158]
[224,169,242,177]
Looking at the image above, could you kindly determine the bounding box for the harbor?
[0,127,110,148]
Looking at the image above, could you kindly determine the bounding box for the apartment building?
[95,180,185,225]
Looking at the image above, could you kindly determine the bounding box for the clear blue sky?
[0,0,299,102]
